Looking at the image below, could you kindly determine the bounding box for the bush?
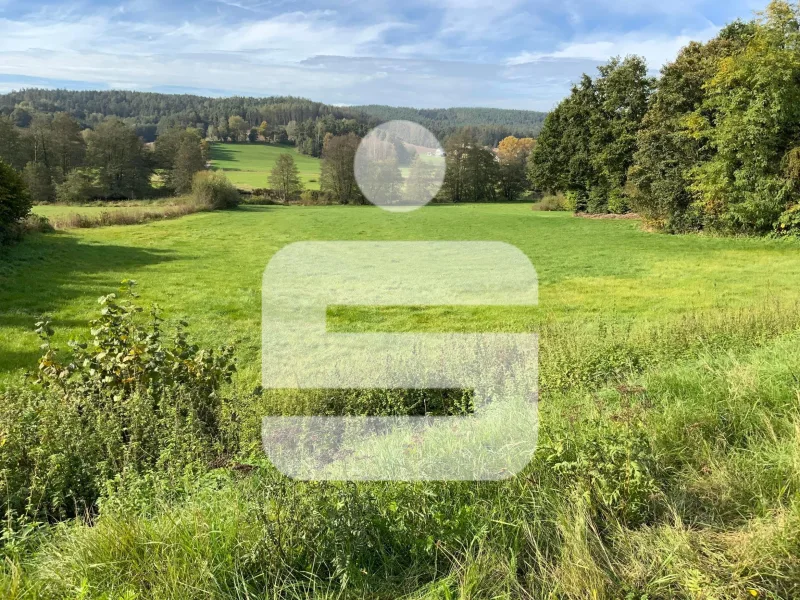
[776,203,800,236]
[532,193,568,211]
[0,283,237,523]
[607,188,629,214]
[55,169,98,204]
[49,203,200,229]
[299,189,335,205]
[564,190,585,212]
[586,188,609,214]
[190,171,239,210]
[0,159,32,245]
[20,213,54,235]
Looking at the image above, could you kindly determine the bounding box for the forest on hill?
[0,89,544,149]
[350,105,547,146]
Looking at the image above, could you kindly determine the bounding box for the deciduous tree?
[269,153,303,201]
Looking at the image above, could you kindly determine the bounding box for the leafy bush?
[607,188,629,214]
[0,159,32,245]
[190,171,239,210]
[776,203,800,235]
[0,283,237,523]
[564,190,583,212]
[587,188,609,214]
[55,169,98,204]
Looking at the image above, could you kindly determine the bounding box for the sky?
[0,0,766,110]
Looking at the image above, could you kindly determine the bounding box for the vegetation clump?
[0,283,236,524]
[190,171,240,210]
[0,159,32,245]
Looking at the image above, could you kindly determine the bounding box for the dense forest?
[0,90,545,152]
[530,0,800,236]
[351,105,546,146]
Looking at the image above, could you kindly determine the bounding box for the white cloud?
[0,10,405,62]
[506,25,721,69]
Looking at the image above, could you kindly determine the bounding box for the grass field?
[209,142,322,190]
[2,205,800,598]
[3,205,800,382]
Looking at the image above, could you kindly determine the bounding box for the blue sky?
[0,0,765,110]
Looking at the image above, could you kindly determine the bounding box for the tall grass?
[47,202,204,229]
[2,301,799,598]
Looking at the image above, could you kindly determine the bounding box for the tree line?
[530,0,800,235]
[303,130,536,206]
[0,112,209,205]
[0,89,546,157]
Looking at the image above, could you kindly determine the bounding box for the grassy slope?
[2,205,799,384]
[209,142,322,190]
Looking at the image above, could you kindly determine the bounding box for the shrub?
[190,171,239,210]
[55,169,98,204]
[299,189,335,205]
[564,190,584,212]
[0,159,32,245]
[532,193,568,211]
[243,188,284,205]
[776,203,800,236]
[607,188,629,214]
[20,214,54,235]
[587,188,609,214]
[0,283,237,523]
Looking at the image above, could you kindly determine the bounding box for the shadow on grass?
[0,232,177,373]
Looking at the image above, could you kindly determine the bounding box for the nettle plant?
[1,282,237,523]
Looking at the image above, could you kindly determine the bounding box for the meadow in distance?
[2,2,800,598]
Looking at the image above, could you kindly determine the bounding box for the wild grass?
[44,202,203,230]
[3,312,799,599]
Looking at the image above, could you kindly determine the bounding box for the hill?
[351,105,547,143]
[0,89,545,146]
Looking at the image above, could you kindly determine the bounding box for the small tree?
[56,169,98,204]
[228,116,248,142]
[23,162,55,204]
[0,159,31,244]
[320,134,362,204]
[269,154,303,202]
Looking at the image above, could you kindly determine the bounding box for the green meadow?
[3,204,800,598]
[3,205,800,382]
[209,142,322,190]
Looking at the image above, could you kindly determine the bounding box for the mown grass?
[1,204,800,598]
[209,142,322,190]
